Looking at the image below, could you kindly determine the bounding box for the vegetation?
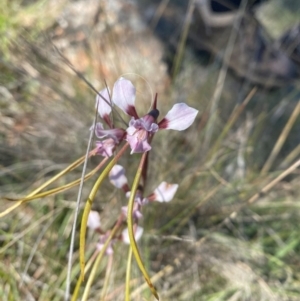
[1,1,300,300]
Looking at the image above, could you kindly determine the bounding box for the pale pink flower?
[95,138,115,157]
[97,77,199,154]
[93,87,125,157]
[96,87,112,124]
[109,165,178,205]
[126,112,159,153]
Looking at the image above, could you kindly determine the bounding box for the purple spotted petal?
[112,77,138,118]
[96,87,112,119]
[158,103,198,131]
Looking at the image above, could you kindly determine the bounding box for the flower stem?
[80,143,129,281]
[127,152,159,300]
[81,217,123,301]
[125,246,133,301]
[100,253,114,301]
[0,151,99,218]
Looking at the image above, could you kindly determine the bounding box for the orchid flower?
[87,208,144,255]
[93,87,126,157]
[109,165,179,203]
[96,77,198,154]
[109,164,179,220]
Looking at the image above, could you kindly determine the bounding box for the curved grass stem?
[101,253,114,301]
[80,218,123,301]
[70,249,99,301]
[0,150,99,218]
[1,159,106,205]
[127,152,159,300]
[79,143,129,281]
[125,247,133,301]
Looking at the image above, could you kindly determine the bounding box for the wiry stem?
[65,127,95,301]
[203,0,248,151]
[100,253,114,301]
[127,152,159,300]
[0,151,98,218]
[3,159,106,203]
[80,143,129,280]
[261,100,300,175]
[81,217,124,301]
[125,247,133,301]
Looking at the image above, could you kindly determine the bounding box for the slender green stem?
[81,218,123,301]
[100,253,114,301]
[70,249,99,301]
[125,247,133,301]
[127,152,159,300]
[80,143,129,280]
[29,151,95,197]
[207,87,256,161]
[0,152,100,218]
[3,159,106,203]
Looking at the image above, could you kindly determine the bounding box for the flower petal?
[152,182,179,202]
[158,103,198,131]
[95,123,125,143]
[87,210,101,230]
[112,77,138,118]
[109,165,128,188]
[126,129,152,154]
[95,138,115,157]
[96,87,112,118]
[122,226,144,244]
[129,116,159,133]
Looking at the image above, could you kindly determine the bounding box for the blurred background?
[1,0,300,300]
